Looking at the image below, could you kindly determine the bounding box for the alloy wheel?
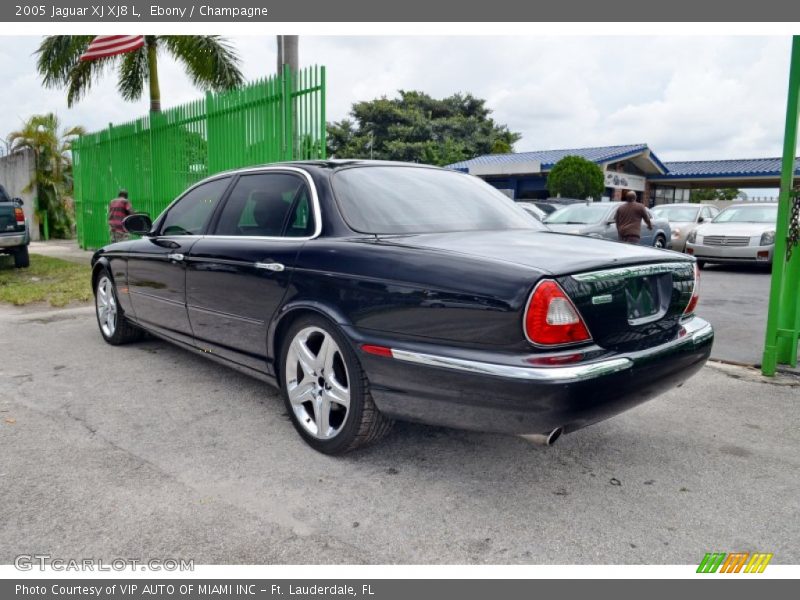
[96,276,117,338]
[285,326,351,440]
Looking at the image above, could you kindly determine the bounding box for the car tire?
[94,270,143,345]
[697,260,707,269]
[280,314,393,454]
[654,235,666,249]
[13,245,29,268]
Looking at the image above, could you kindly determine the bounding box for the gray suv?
[544,201,672,248]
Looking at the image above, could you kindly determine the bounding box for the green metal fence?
[73,65,326,249]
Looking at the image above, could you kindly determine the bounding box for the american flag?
[79,35,145,61]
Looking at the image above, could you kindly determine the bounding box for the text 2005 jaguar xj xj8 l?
[91,161,712,454]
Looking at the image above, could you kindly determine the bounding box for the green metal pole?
[762,35,800,375]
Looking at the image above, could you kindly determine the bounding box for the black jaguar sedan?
[91,160,712,454]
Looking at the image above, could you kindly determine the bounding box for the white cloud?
[0,35,793,163]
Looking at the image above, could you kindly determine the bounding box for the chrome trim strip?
[571,261,693,282]
[389,350,633,382]
[152,166,322,242]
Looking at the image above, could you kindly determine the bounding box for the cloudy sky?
[0,35,792,163]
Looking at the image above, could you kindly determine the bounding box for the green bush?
[546,155,604,200]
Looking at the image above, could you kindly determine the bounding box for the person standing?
[108,189,133,242]
[615,190,652,244]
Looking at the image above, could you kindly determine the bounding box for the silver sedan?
[651,203,719,252]
[685,203,778,267]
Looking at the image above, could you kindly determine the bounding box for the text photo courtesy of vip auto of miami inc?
[0,10,798,591]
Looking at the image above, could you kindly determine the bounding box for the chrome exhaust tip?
[519,427,563,446]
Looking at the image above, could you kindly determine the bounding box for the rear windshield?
[331,166,544,234]
[713,205,777,224]
[544,203,610,225]
[651,206,699,222]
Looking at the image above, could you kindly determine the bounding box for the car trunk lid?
[556,261,695,352]
[376,229,676,275]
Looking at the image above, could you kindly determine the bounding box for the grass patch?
[0,254,92,307]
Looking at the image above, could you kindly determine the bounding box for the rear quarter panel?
[286,239,543,350]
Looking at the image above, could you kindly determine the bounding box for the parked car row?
[521,197,778,268]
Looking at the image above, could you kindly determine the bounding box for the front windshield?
[713,205,777,224]
[332,166,545,234]
[544,203,610,225]
[651,206,700,222]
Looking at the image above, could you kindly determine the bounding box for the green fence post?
[282,64,294,161]
[762,35,800,375]
[320,66,327,159]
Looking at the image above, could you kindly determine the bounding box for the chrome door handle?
[167,253,184,262]
[255,262,285,272]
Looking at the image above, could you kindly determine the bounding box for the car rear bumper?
[686,242,773,263]
[351,316,713,435]
[0,233,27,249]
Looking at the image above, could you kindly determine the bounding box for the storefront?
[447,144,793,206]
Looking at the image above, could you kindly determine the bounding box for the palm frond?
[116,46,149,102]
[36,36,94,87]
[160,35,244,92]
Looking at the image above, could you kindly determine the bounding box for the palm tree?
[7,113,86,238]
[36,35,244,112]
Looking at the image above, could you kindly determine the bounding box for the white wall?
[0,148,39,240]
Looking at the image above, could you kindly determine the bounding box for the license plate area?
[626,274,672,325]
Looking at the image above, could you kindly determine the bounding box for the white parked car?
[685,203,777,268]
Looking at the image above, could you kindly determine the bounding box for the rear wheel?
[280,315,393,454]
[95,271,142,345]
[13,245,29,268]
[697,260,707,269]
[654,235,666,249]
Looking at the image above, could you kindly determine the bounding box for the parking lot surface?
[696,264,771,366]
[1,304,798,564]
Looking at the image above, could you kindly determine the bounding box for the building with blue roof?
[446,144,796,205]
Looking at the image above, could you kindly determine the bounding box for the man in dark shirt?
[615,191,652,244]
[108,189,133,242]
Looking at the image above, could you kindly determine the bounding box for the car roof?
[653,203,702,208]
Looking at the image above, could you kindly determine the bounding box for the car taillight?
[14,207,24,223]
[524,280,592,346]
[683,263,700,317]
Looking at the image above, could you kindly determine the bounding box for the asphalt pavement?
[694,263,771,366]
[1,304,798,564]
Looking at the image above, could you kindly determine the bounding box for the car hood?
[543,223,596,234]
[374,229,686,276]
[695,222,775,236]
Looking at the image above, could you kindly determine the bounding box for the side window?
[213,172,316,238]
[160,178,230,236]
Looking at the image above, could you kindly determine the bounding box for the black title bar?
[1,0,798,22]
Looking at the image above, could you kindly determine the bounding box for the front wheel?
[654,235,666,249]
[280,315,393,454]
[13,245,29,268]
[95,271,143,345]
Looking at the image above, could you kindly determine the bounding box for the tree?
[327,91,520,166]
[7,113,85,238]
[546,156,605,200]
[690,188,746,202]
[36,36,244,112]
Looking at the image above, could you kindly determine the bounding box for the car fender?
[267,299,355,374]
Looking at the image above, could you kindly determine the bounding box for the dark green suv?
[0,184,30,268]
